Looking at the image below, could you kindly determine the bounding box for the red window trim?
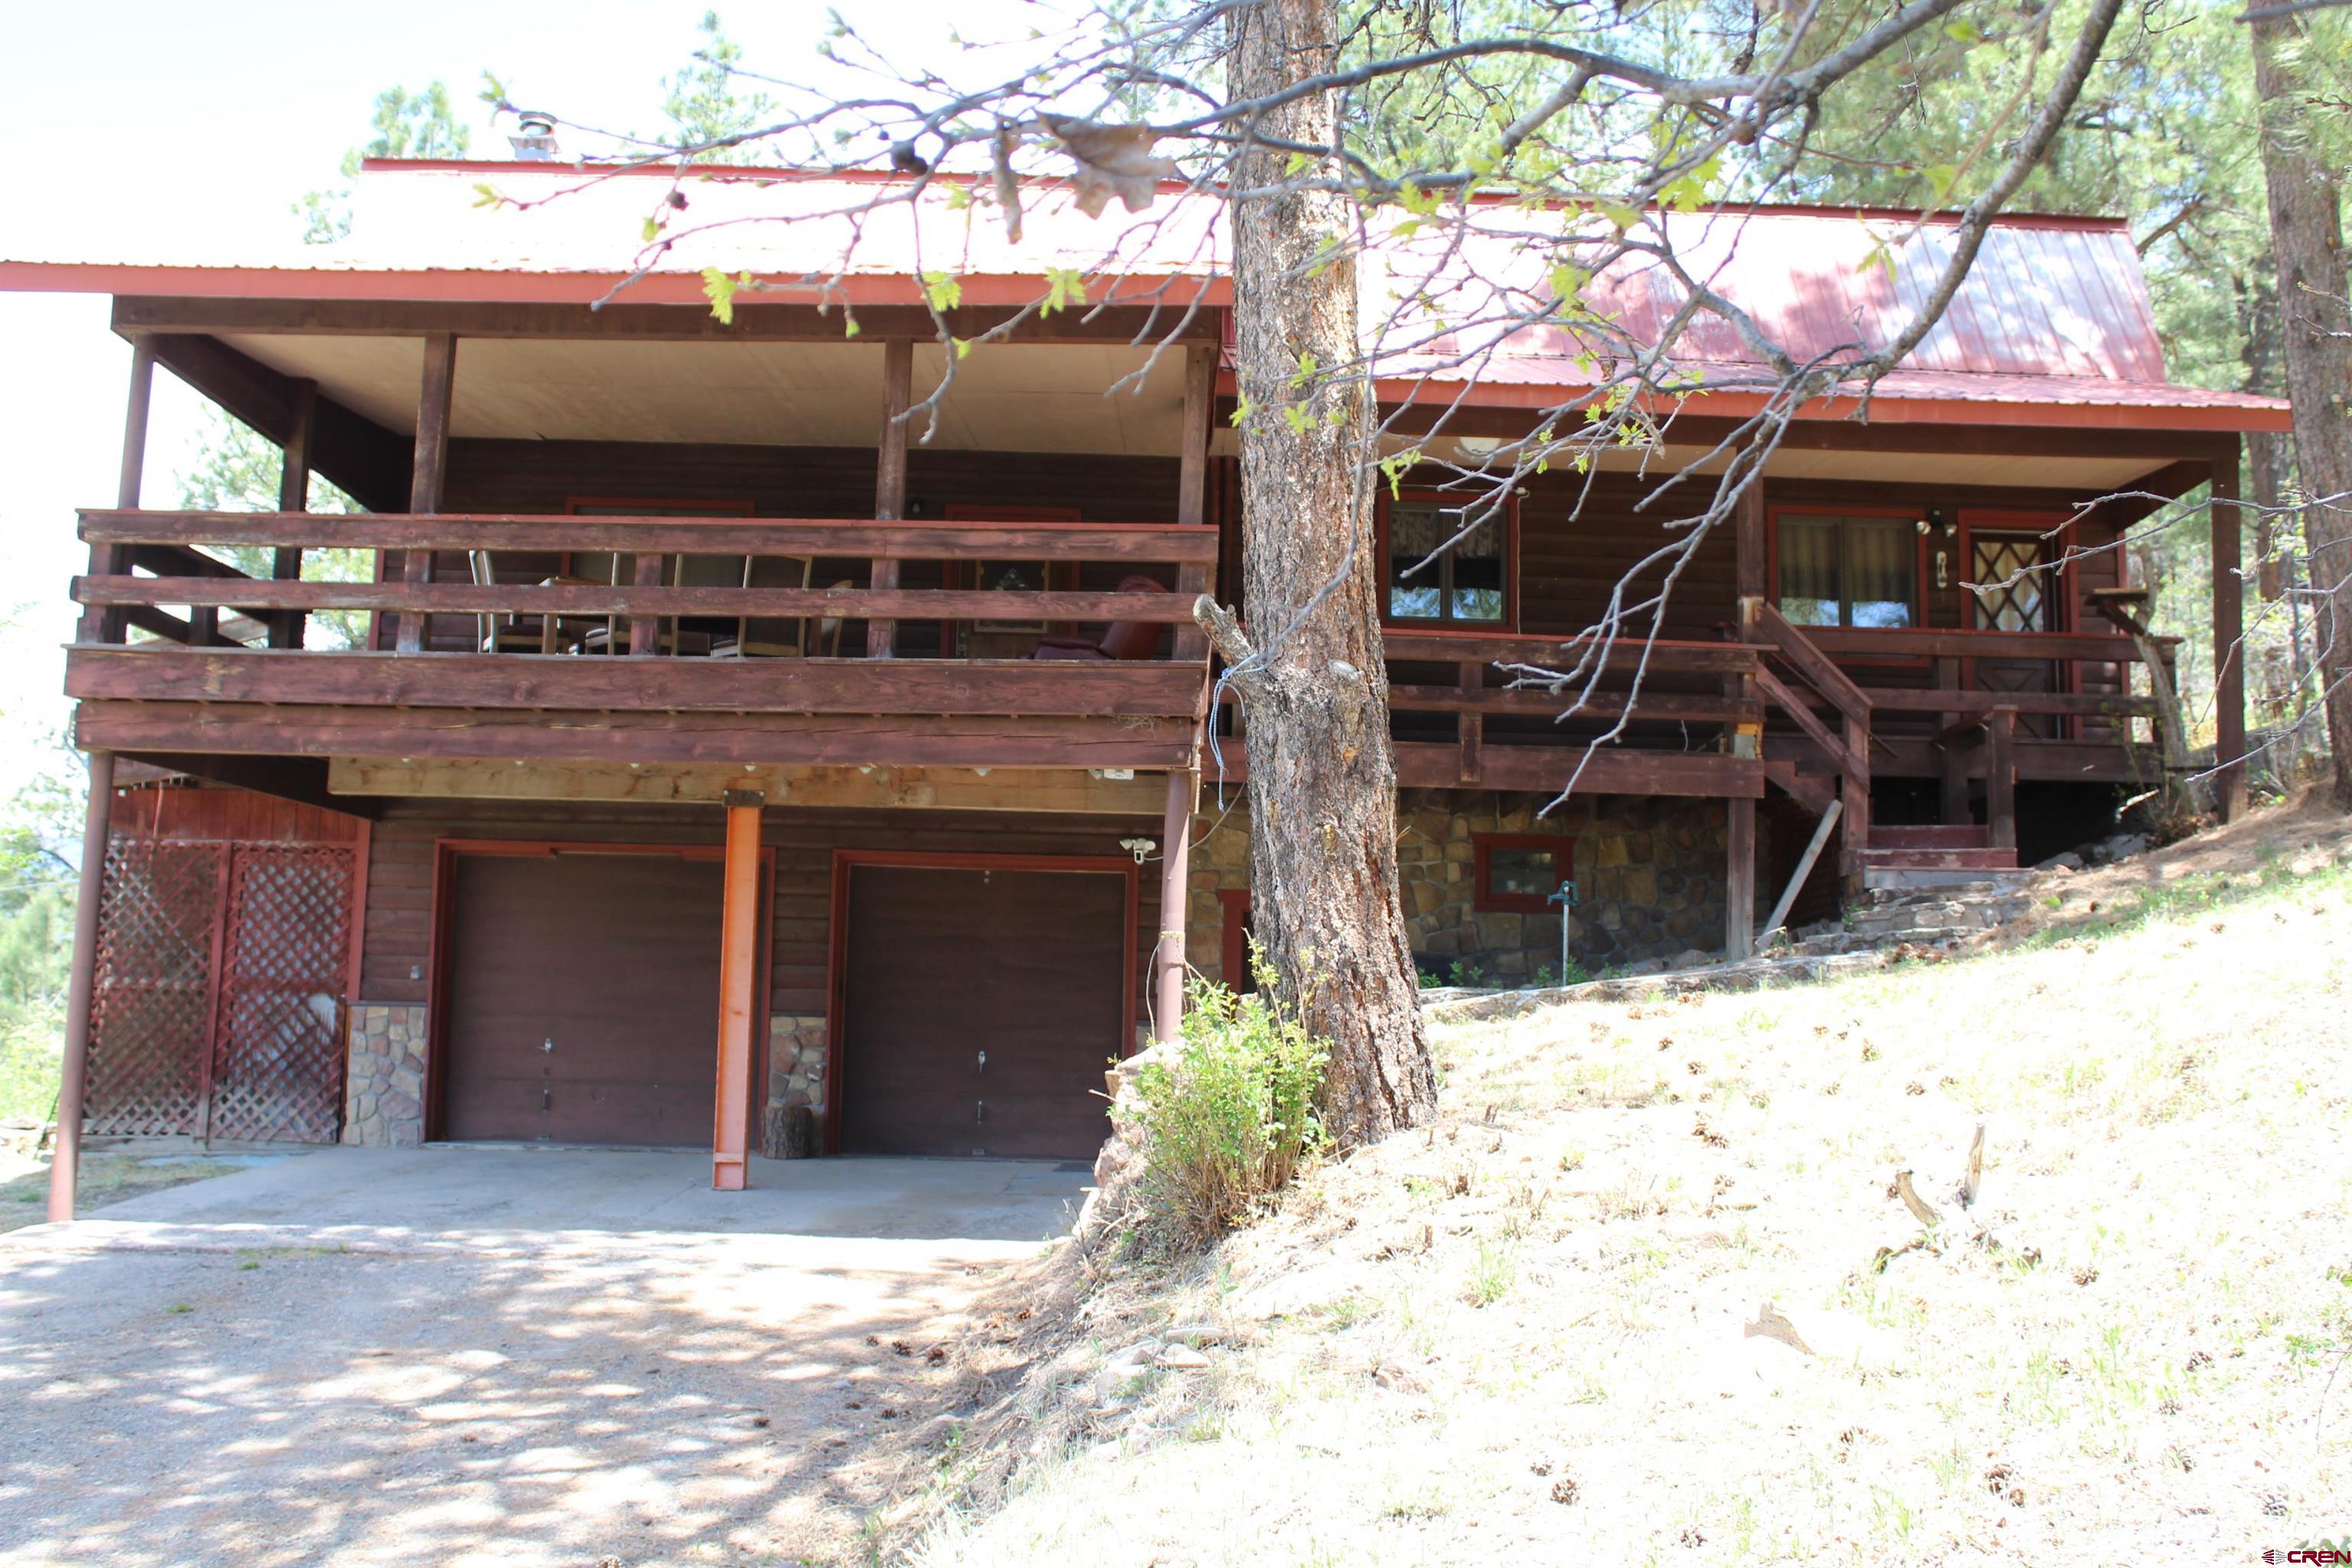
[1377,488,1521,632]
[1765,502,1932,668]
[1472,831,1575,914]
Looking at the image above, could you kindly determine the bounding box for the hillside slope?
[906,806,2352,1566]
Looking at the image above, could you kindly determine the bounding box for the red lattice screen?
[85,836,356,1145]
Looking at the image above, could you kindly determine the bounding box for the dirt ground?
[0,1157,1080,1568]
[899,799,2352,1566]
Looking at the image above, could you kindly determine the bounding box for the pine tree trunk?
[1211,0,1436,1142]
[2251,16,2352,811]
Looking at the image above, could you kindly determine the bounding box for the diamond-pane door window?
[1971,536,2050,632]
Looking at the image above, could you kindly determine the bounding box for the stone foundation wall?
[342,1003,428,1146]
[761,1014,828,1157]
[1188,792,1743,987]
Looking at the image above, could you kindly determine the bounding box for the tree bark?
[2251,15,2352,811]
[1212,0,1435,1142]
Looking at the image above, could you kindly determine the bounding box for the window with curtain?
[1387,499,1508,624]
[1776,515,1916,628]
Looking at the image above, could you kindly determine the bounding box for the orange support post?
[711,790,763,1191]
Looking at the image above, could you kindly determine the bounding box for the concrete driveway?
[0,1148,1087,1568]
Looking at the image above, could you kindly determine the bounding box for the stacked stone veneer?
[1189,791,1740,985]
[342,1003,429,1146]
[761,1014,828,1157]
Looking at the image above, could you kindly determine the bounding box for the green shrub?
[1129,962,1328,1247]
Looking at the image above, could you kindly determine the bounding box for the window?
[1776,514,1916,629]
[1385,498,1511,625]
[1473,834,1573,913]
[1970,534,2052,632]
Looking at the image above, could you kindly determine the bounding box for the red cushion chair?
[1030,574,1169,662]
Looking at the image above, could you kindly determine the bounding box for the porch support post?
[269,377,316,650]
[1986,707,2018,851]
[1172,341,1217,661]
[396,332,456,653]
[1155,767,1198,1047]
[80,341,155,646]
[867,338,913,658]
[1725,796,1756,959]
[2210,443,2248,818]
[1733,466,1767,628]
[712,789,763,1191]
[47,750,116,1223]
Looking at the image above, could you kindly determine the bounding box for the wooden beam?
[1797,626,2151,663]
[80,511,1223,562]
[1754,665,1865,779]
[1758,798,1842,948]
[869,338,913,658]
[1726,796,1756,958]
[78,575,1215,624]
[1209,738,1764,797]
[397,333,457,652]
[1381,683,1761,724]
[1172,342,1217,662]
[47,750,114,1223]
[629,551,662,656]
[1155,767,1199,1046]
[268,377,315,650]
[712,790,761,1192]
[1985,707,2017,851]
[1764,756,1835,814]
[74,701,1201,771]
[1734,473,1767,624]
[1380,629,1766,674]
[119,752,371,818]
[67,647,1210,718]
[116,295,1226,346]
[1458,662,1484,786]
[325,758,1172,814]
[2210,446,2247,818]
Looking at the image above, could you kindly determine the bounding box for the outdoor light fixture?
[1119,837,1157,864]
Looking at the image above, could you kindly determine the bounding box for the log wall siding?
[358,799,1163,1026]
[109,785,365,844]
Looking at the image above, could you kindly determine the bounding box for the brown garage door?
[442,851,725,1145]
[839,862,1127,1159]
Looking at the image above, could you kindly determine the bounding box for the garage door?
[838,862,1128,1159]
[442,851,725,1145]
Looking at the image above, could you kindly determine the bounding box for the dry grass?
[0,1149,249,1233]
[892,803,2352,1566]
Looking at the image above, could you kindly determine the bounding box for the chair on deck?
[710,554,816,658]
[1028,575,1168,662]
[469,550,546,653]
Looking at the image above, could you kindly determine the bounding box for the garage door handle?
[975,1099,985,1125]
[976,1050,987,1073]
[541,1089,550,1111]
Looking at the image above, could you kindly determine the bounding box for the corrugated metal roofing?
[0,161,2288,427]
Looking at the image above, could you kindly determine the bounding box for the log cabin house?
[4,159,2289,1201]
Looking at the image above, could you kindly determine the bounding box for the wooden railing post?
[396,334,457,653]
[1458,661,1484,786]
[629,552,663,655]
[1726,795,1756,958]
[269,378,315,649]
[1936,655,1966,823]
[47,750,114,1223]
[868,338,913,658]
[1986,707,2017,851]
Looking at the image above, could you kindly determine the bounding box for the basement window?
[1474,834,1571,913]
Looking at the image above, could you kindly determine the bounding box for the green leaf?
[1282,402,1314,433]
[1943,17,1981,42]
[702,266,738,325]
[471,183,504,209]
[1229,392,1254,428]
[842,313,862,339]
[1547,263,1590,302]
[952,336,972,360]
[920,270,963,313]
[642,217,661,243]
[1597,200,1642,233]
[1043,266,1089,316]
[1285,150,1314,176]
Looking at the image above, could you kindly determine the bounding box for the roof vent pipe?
[508,111,560,162]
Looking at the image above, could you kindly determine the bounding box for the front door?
[1969,530,2061,737]
[837,861,1128,1159]
[440,851,725,1145]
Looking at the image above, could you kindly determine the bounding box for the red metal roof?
[0,161,2288,431]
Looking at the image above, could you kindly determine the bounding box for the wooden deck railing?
[66,510,1221,771]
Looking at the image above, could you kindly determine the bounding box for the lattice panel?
[85,841,223,1138]
[208,847,354,1144]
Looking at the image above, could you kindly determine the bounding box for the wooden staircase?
[1857,823,2022,890]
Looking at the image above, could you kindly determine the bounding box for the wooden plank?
[74,700,1200,770]
[1380,628,1766,674]
[67,646,1210,718]
[76,575,1211,624]
[397,332,457,652]
[629,551,662,656]
[1734,475,1766,621]
[1837,688,2157,718]
[116,752,370,818]
[326,758,1173,814]
[870,338,913,658]
[1764,756,1835,815]
[1172,343,1217,662]
[1986,707,2017,851]
[1382,684,1762,724]
[83,341,155,645]
[1753,603,1872,727]
[1796,626,2151,662]
[1458,662,1484,786]
[80,511,1223,563]
[1755,664,1864,778]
